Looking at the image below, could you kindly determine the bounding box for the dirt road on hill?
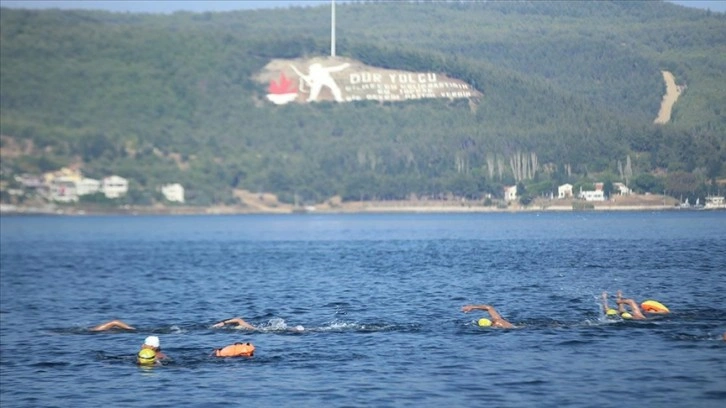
[654,70,682,124]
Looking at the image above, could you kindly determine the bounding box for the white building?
[613,182,630,195]
[161,183,185,203]
[504,185,517,201]
[101,175,128,199]
[704,196,725,209]
[14,174,44,188]
[76,178,101,196]
[579,190,605,201]
[558,183,573,199]
[49,176,78,202]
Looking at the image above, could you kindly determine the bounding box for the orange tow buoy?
[214,342,255,357]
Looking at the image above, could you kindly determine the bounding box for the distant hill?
[1,1,724,206]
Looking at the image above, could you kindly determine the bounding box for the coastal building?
[76,178,101,196]
[704,196,725,209]
[7,188,23,197]
[613,182,631,195]
[49,176,78,202]
[101,175,128,199]
[558,183,573,199]
[504,185,517,201]
[44,167,82,185]
[14,174,44,189]
[579,189,605,201]
[161,183,185,203]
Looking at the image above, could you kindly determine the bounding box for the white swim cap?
[144,335,160,348]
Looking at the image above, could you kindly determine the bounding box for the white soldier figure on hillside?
[291,62,350,102]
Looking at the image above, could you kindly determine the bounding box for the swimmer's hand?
[212,321,227,328]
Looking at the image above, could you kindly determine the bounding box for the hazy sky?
[0,1,327,13]
[1,0,725,13]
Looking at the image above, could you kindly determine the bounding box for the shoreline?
[2,202,720,216]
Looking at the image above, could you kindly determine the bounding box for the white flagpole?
[331,0,336,57]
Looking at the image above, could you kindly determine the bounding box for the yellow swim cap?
[606,309,618,316]
[478,318,492,327]
[137,348,156,365]
[620,312,633,320]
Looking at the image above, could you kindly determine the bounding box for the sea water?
[1,212,725,407]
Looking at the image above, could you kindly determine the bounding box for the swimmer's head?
[137,348,156,365]
[621,312,633,320]
[144,336,160,349]
[606,309,618,316]
[478,318,492,327]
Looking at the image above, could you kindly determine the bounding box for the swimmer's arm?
[462,304,501,317]
[483,306,507,322]
[601,292,611,313]
[614,290,628,313]
[616,298,646,320]
[90,320,135,331]
[462,304,488,313]
[213,317,256,330]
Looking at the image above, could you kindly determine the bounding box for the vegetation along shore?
[1,2,724,212]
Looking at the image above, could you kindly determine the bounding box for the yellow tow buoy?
[137,348,157,366]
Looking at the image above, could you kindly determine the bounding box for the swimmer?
[212,317,257,330]
[140,335,167,361]
[90,319,135,331]
[617,290,670,314]
[461,304,515,329]
[213,316,304,332]
[615,291,646,320]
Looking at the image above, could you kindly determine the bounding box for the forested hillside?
[1,1,724,206]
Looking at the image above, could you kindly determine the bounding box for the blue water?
[1,212,725,407]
